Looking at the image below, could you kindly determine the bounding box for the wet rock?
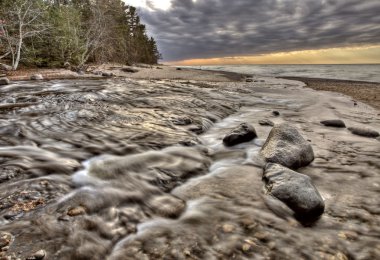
[259,119,274,127]
[101,72,113,77]
[260,123,314,169]
[348,127,379,138]
[272,111,280,116]
[246,78,253,82]
[263,163,324,221]
[30,74,43,80]
[223,123,257,147]
[26,249,46,260]
[320,119,346,128]
[0,77,10,85]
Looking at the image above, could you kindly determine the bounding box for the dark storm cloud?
[138,0,380,61]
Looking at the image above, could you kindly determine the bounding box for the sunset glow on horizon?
[166,45,380,66]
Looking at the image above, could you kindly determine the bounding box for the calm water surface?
[191,64,380,83]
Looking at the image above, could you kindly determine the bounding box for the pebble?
[67,206,86,216]
[259,119,274,127]
[26,249,46,260]
[222,224,235,233]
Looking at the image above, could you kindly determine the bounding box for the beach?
[283,77,380,111]
[0,66,379,259]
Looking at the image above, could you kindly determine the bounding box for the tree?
[0,0,49,70]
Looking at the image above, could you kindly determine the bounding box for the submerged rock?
[223,123,257,146]
[260,123,314,169]
[320,119,346,128]
[30,74,43,80]
[263,163,324,221]
[259,119,274,127]
[348,127,379,138]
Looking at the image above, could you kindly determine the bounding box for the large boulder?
[263,163,325,222]
[260,123,314,169]
[348,127,379,138]
[0,77,10,85]
[223,123,257,147]
[320,119,346,128]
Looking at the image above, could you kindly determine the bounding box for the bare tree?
[0,0,48,70]
[77,3,107,68]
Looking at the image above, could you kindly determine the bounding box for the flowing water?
[0,77,379,259]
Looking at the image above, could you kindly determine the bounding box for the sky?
[124,0,380,65]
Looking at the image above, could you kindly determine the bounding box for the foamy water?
[190,64,380,83]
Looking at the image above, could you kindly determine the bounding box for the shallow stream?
[0,77,379,259]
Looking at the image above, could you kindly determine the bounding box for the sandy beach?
[283,77,380,111]
[0,66,379,259]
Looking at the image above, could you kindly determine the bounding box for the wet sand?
[0,68,379,259]
[282,77,380,110]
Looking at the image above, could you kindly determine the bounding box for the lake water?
[190,64,380,83]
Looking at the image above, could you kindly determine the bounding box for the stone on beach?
[259,119,274,127]
[223,123,257,146]
[348,127,379,138]
[26,249,46,260]
[102,72,113,77]
[0,77,10,85]
[260,123,314,169]
[272,111,280,116]
[320,119,346,128]
[121,67,139,73]
[263,163,325,221]
[30,74,43,80]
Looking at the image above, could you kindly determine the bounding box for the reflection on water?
[0,77,379,259]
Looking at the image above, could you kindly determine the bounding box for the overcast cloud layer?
[136,0,380,61]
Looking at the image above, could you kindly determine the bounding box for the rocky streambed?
[0,76,379,259]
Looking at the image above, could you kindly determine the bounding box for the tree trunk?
[13,22,23,70]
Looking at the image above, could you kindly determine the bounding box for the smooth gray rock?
[259,119,274,127]
[102,72,113,77]
[30,74,43,80]
[320,119,346,128]
[263,163,325,221]
[348,127,379,138]
[0,77,10,85]
[223,123,257,146]
[260,123,314,169]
